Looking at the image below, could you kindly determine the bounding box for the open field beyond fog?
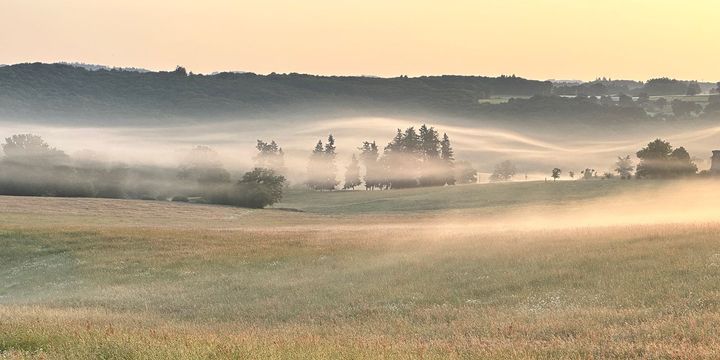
[2,180,720,358]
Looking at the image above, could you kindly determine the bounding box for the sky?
[1,0,718,81]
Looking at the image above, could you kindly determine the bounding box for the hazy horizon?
[3,0,720,81]
[2,61,717,83]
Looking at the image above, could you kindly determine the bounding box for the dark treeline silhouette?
[487,93,720,122]
[0,63,550,122]
[481,95,648,122]
[0,134,285,208]
[553,79,644,96]
[3,63,719,125]
[553,77,713,97]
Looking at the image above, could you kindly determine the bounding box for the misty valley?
[2,62,720,359]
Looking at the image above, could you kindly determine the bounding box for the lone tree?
[178,145,231,185]
[568,171,575,179]
[306,140,326,190]
[614,155,635,179]
[343,154,362,190]
[635,139,697,178]
[455,160,478,184]
[489,160,517,182]
[440,133,455,185]
[2,134,69,165]
[323,135,339,190]
[237,168,286,207]
[551,168,561,181]
[209,168,286,209]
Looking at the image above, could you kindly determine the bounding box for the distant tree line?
[0,63,551,122]
[0,134,285,208]
[3,63,720,125]
[553,77,711,97]
[0,128,479,205]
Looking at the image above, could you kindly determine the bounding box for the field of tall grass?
[2,180,720,358]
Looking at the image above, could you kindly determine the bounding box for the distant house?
[712,151,720,175]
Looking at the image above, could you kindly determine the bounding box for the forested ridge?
[1,63,718,124]
[0,63,550,122]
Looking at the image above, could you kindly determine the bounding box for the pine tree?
[440,133,455,185]
[400,127,420,154]
[306,140,325,190]
[419,124,442,186]
[322,134,339,190]
[419,124,441,159]
[359,141,381,190]
[384,129,403,153]
[343,154,362,190]
[324,134,336,155]
[383,127,421,189]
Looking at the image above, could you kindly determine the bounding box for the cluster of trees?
[642,78,701,96]
[0,134,286,208]
[554,78,711,97]
[550,79,720,121]
[0,131,709,209]
[541,139,700,182]
[176,144,286,207]
[553,79,644,97]
[304,125,477,191]
[501,93,720,121]
[0,128,478,206]
[481,95,647,123]
[635,139,698,178]
[306,135,339,190]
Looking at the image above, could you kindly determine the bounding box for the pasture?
[2,180,720,358]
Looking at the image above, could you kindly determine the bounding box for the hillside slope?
[0,63,551,123]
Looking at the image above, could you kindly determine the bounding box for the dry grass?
[2,182,720,358]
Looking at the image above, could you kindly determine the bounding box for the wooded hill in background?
[0,63,549,123]
[0,63,717,125]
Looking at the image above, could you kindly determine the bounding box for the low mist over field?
[2,115,719,183]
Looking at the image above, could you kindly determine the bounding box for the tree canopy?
[636,139,698,178]
[489,160,517,182]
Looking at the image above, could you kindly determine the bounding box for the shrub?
[204,168,285,208]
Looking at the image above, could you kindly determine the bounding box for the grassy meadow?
[2,180,720,358]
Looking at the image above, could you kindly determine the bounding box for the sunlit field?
[3,180,720,358]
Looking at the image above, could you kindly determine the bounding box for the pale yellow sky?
[1,0,717,80]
